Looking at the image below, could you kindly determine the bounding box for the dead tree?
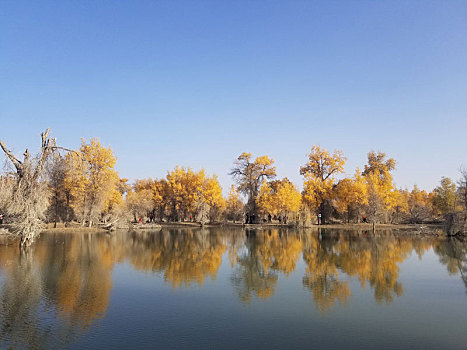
[0,129,67,247]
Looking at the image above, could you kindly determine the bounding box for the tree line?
[1,130,466,245]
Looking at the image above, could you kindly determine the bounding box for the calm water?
[0,228,466,349]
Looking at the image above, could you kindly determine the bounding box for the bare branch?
[51,146,79,154]
[41,128,50,148]
[0,140,23,175]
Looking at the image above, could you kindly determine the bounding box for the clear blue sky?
[1,1,466,193]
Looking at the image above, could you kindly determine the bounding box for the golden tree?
[362,151,399,223]
[166,166,202,221]
[334,171,368,223]
[257,178,301,220]
[300,145,346,223]
[125,180,154,222]
[198,174,226,223]
[151,179,170,221]
[388,189,409,223]
[165,166,225,222]
[64,138,120,227]
[225,185,244,222]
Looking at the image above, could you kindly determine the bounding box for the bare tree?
[0,129,69,247]
[458,166,467,212]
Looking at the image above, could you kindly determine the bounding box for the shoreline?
[42,222,445,232]
[0,222,447,236]
[31,222,449,240]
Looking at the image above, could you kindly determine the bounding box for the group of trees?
[230,147,467,225]
[126,166,226,224]
[44,138,123,228]
[0,132,123,246]
[1,130,466,247]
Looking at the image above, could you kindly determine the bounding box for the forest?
[0,130,466,246]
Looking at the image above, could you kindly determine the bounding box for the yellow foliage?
[335,171,368,214]
[165,166,224,221]
[225,185,244,221]
[300,145,346,211]
[166,166,204,218]
[393,189,409,214]
[64,138,120,224]
[366,171,398,210]
[257,178,301,216]
[230,152,276,213]
[362,151,401,221]
[202,174,226,211]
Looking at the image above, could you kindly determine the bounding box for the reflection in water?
[126,229,226,288]
[302,233,351,312]
[434,237,467,293]
[0,233,115,349]
[302,231,435,310]
[0,250,49,349]
[231,229,303,302]
[0,229,466,348]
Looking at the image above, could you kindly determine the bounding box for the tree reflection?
[0,250,50,349]
[1,227,465,347]
[302,234,351,312]
[0,233,115,349]
[301,230,434,312]
[434,238,467,293]
[52,234,113,327]
[231,229,303,302]
[126,229,226,288]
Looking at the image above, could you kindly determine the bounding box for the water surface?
[0,228,466,349]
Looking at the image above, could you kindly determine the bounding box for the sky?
[1,1,466,193]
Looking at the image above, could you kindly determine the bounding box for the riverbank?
[164,221,442,228]
[0,222,447,237]
[155,221,445,233]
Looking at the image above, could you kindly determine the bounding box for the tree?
[125,178,169,222]
[151,179,170,221]
[225,185,244,222]
[166,166,202,221]
[0,129,68,247]
[44,153,72,228]
[300,146,346,223]
[64,138,120,227]
[458,167,467,212]
[362,151,398,223]
[257,178,301,219]
[407,185,432,223]
[334,171,368,223]
[363,151,396,180]
[165,166,225,223]
[230,153,276,220]
[432,177,457,216]
[198,174,225,223]
[391,189,409,223]
[126,180,154,222]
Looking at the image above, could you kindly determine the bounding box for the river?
[0,227,466,349]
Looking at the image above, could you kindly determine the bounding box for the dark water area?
[0,228,466,349]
